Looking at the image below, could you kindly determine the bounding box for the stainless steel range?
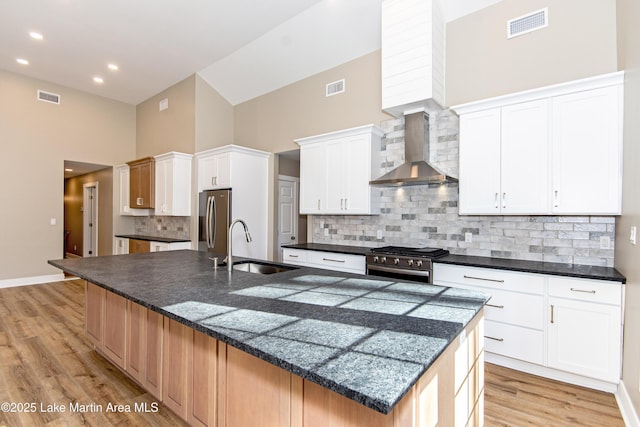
[366,246,449,284]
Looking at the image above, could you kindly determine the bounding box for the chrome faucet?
[227,219,252,272]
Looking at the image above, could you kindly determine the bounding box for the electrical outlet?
[324,228,329,236]
[464,232,472,243]
[599,236,610,250]
[377,230,383,239]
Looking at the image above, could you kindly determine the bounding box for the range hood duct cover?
[370,112,457,186]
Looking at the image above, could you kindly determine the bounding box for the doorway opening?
[63,160,112,258]
[276,150,307,261]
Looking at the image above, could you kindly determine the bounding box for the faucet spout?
[228,219,252,272]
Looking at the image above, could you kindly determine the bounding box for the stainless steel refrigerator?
[198,189,231,255]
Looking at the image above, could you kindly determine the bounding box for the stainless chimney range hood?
[369,112,458,187]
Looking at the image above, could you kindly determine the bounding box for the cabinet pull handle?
[341,198,344,210]
[288,254,299,258]
[485,336,504,342]
[494,192,499,209]
[486,303,504,309]
[554,190,559,207]
[323,258,346,263]
[318,199,321,210]
[550,304,555,324]
[463,275,504,283]
[502,192,506,209]
[570,288,596,294]
[344,198,348,210]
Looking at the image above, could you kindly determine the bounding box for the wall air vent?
[507,8,548,39]
[326,79,345,97]
[37,90,61,104]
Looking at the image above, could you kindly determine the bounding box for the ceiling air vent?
[37,90,61,104]
[507,8,548,39]
[326,79,345,97]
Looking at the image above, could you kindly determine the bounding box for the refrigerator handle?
[206,196,213,248]
[211,195,217,249]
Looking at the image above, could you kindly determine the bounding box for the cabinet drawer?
[483,288,544,330]
[307,251,365,274]
[484,321,544,365]
[548,277,622,305]
[434,263,544,294]
[282,248,309,265]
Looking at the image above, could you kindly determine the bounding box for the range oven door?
[366,264,431,283]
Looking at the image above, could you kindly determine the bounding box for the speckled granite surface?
[48,250,488,414]
[282,243,626,283]
[114,234,191,243]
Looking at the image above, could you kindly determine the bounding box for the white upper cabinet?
[454,71,623,216]
[197,151,230,191]
[296,124,383,215]
[154,152,193,216]
[551,86,622,214]
[381,0,445,116]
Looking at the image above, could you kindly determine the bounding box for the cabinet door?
[300,143,326,213]
[163,318,192,420]
[118,166,131,215]
[102,291,127,369]
[154,158,171,214]
[344,135,372,213]
[85,281,104,348]
[548,297,621,382]
[199,153,231,191]
[325,138,346,212]
[129,239,150,254]
[189,331,218,427]
[551,86,622,214]
[459,108,501,214]
[501,100,549,214]
[114,237,129,255]
[129,160,155,209]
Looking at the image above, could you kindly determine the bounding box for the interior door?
[277,177,298,261]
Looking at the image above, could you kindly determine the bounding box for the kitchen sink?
[232,260,298,275]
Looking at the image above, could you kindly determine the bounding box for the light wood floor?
[0,280,626,426]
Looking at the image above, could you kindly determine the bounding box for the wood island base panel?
[49,250,489,427]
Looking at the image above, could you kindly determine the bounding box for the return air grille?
[326,79,345,97]
[507,8,548,39]
[37,90,61,104]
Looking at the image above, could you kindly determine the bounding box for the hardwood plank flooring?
[0,280,627,426]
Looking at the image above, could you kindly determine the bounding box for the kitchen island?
[49,250,488,426]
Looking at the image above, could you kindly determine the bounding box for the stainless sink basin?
[232,261,297,275]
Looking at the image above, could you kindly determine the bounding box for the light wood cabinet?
[116,165,151,216]
[127,157,155,209]
[189,331,218,427]
[154,152,193,216]
[102,291,127,369]
[129,238,150,254]
[296,124,382,215]
[85,281,104,348]
[454,71,623,216]
[163,318,192,420]
[126,301,164,400]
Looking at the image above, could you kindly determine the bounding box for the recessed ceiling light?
[16,58,29,65]
[107,63,119,71]
[29,31,43,40]
[93,76,104,84]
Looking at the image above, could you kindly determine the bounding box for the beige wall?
[64,168,114,257]
[446,0,618,106]
[195,75,234,152]
[233,51,392,154]
[0,70,136,281]
[616,0,640,416]
[136,75,196,157]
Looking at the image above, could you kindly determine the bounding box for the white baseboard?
[0,273,66,289]
[617,380,640,427]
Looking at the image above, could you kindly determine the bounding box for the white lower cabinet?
[113,238,190,255]
[547,277,622,383]
[282,248,365,275]
[434,263,623,390]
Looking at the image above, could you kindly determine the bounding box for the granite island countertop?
[114,234,191,243]
[48,250,489,414]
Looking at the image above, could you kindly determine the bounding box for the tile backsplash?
[135,216,190,240]
[311,113,615,267]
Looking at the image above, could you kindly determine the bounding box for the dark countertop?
[281,243,626,284]
[114,234,191,243]
[435,254,626,284]
[282,243,373,256]
[48,250,488,414]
